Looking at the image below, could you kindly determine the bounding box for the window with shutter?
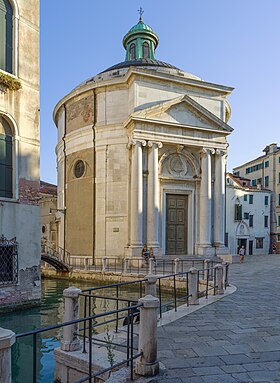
[0,116,13,198]
[0,0,13,73]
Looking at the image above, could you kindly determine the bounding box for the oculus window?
[74,160,85,179]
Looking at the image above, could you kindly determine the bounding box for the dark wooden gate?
[166,194,188,255]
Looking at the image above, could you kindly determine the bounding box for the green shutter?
[0,0,13,73]
[0,133,12,198]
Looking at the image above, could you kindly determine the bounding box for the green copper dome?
[123,18,159,61]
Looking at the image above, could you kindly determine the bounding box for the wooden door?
[166,194,188,255]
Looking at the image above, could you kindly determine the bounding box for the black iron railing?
[16,302,142,383]
[13,262,229,382]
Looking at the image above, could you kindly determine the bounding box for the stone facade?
[226,173,271,256]
[0,0,40,309]
[54,18,234,261]
[233,143,280,252]
[40,181,58,251]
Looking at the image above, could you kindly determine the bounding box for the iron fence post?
[135,295,160,377]
[61,286,82,351]
[0,328,15,383]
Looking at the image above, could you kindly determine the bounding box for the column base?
[197,245,216,257]
[135,360,159,377]
[147,246,162,257]
[125,246,143,258]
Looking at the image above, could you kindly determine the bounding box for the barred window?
[0,235,18,285]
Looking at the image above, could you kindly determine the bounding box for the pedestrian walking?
[239,245,245,263]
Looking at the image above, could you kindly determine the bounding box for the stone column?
[147,141,162,253]
[214,150,226,247]
[0,328,15,383]
[130,139,146,251]
[61,286,82,351]
[199,148,214,245]
[135,295,160,376]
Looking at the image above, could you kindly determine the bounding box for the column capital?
[127,138,146,149]
[200,147,215,156]
[215,149,227,157]
[147,141,163,149]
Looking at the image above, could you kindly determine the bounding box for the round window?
[42,225,46,234]
[74,160,85,178]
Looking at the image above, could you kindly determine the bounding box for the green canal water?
[0,278,176,382]
[0,278,122,383]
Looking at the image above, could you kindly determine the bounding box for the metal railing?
[42,242,70,265]
[16,302,142,382]
[11,262,229,382]
[68,256,218,276]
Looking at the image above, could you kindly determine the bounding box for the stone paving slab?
[156,255,280,383]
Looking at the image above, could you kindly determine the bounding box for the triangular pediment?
[130,95,233,132]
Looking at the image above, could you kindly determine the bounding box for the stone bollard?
[222,262,229,288]
[61,286,82,351]
[102,257,107,272]
[204,258,211,280]
[149,258,154,274]
[214,264,224,295]
[135,295,160,377]
[188,267,199,305]
[124,258,129,273]
[0,328,15,383]
[84,258,89,271]
[145,274,157,297]
[174,258,180,274]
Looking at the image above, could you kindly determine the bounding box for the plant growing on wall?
[0,71,21,91]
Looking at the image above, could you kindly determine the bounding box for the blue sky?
[41,0,280,184]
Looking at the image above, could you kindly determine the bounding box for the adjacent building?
[0,0,40,308]
[233,143,280,252]
[54,16,234,261]
[226,173,271,256]
[40,181,58,252]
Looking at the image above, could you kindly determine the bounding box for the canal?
[0,278,114,383]
[0,277,177,382]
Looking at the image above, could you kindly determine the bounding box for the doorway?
[166,194,188,255]
[249,240,253,255]
[237,238,247,255]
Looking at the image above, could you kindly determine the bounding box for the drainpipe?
[63,104,67,259]
[92,90,96,264]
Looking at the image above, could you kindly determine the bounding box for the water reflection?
[0,278,178,382]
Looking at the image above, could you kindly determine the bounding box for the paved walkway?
[156,254,280,383]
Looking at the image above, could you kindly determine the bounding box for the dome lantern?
[122,12,159,62]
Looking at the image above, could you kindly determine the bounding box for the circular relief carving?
[74,160,85,178]
[168,154,188,177]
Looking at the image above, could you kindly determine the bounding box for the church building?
[54,16,234,261]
